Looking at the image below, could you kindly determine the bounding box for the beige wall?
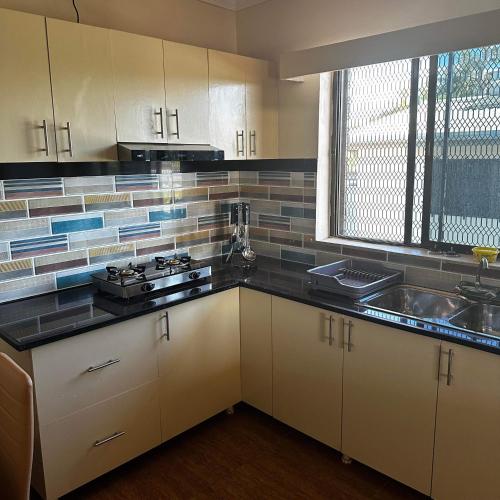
[236,0,500,61]
[0,0,237,52]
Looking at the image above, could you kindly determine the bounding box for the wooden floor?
[54,404,426,500]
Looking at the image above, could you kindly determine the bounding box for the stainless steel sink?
[360,285,470,321]
[449,304,500,336]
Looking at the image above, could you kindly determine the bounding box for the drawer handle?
[94,431,125,447]
[87,358,120,373]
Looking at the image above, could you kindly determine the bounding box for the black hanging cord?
[72,0,80,23]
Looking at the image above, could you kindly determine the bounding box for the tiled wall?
[0,171,240,303]
[238,170,500,291]
[1,169,499,303]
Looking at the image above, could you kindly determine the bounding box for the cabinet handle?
[86,358,120,373]
[94,431,125,447]
[170,108,180,139]
[329,316,335,346]
[437,344,443,380]
[39,120,49,156]
[155,108,164,138]
[62,122,73,157]
[343,318,353,352]
[236,130,245,156]
[161,312,170,341]
[250,130,256,155]
[446,348,453,386]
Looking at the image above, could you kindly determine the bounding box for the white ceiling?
[199,0,269,11]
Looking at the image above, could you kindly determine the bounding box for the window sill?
[320,236,500,274]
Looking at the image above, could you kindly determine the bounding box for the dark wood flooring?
[57,403,426,500]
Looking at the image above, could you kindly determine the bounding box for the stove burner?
[106,263,146,281]
[155,255,191,269]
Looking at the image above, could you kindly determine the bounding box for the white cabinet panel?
[32,312,159,425]
[159,289,241,441]
[272,297,343,449]
[40,381,161,499]
[208,50,246,159]
[111,30,166,143]
[433,342,500,500]
[164,41,210,144]
[342,317,439,495]
[240,288,273,414]
[0,9,56,161]
[47,18,117,161]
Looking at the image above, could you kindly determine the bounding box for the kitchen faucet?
[475,257,489,288]
[454,256,498,302]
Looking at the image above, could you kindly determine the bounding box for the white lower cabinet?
[240,288,273,414]
[6,287,500,499]
[432,342,500,500]
[13,289,241,499]
[39,381,161,500]
[272,297,343,449]
[158,288,241,441]
[341,318,439,495]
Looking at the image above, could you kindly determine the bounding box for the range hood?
[117,143,224,162]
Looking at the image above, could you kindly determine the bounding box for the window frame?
[330,52,494,254]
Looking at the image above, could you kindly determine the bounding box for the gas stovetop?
[92,256,212,299]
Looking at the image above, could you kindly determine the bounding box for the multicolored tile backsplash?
[0,170,320,302]
[1,168,498,303]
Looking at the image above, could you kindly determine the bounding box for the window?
[331,43,500,251]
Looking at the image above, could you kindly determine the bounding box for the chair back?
[0,353,34,500]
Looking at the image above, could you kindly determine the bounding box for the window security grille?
[332,44,500,250]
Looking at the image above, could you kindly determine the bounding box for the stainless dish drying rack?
[307,259,403,298]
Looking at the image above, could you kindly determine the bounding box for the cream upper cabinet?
[0,9,56,162]
[46,18,117,161]
[341,317,439,495]
[240,288,273,415]
[158,288,241,442]
[244,58,278,159]
[209,50,279,160]
[209,50,247,159]
[110,30,166,143]
[272,297,343,449]
[164,41,210,144]
[432,342,500,500]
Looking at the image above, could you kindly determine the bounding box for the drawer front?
[33,312,161,424]
[40,380,161,499]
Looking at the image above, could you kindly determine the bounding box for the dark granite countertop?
[1,256,499,355]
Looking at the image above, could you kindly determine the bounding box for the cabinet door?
[240,288,272,415]
[0,9,56,161]
[110,30,166,143]
[272,297,343,449]
[342,317,439,495]
[47,18,117,161]
[432,342,500,500]
[244,58,278,159]
[164,41,209,144]
[208,50,246,160]
[158,289,241,441]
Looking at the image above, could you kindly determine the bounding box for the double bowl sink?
[359,285,500,337]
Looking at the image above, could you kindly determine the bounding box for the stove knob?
[189,271,201,280]
[141,282,155,292]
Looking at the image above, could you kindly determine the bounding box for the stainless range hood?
[117,143,224,161]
